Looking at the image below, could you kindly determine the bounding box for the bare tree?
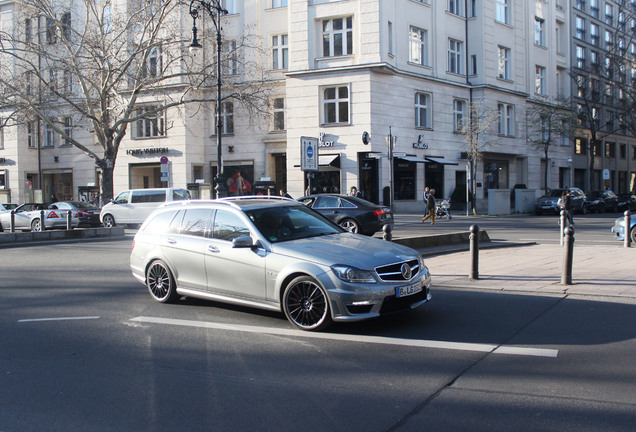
[526,101,577,194]
[0,0,271,202]
[457,98,498,215]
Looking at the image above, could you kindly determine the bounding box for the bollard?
[559,210,567,246]
[561,226,574,285]
[382,224,392,241]
[39,210,46,232]
[10,210,16,233]
[625,210,632,248]
[469,225,479,280]
[66,210,73,230]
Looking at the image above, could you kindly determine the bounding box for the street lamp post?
[188,0,228,198]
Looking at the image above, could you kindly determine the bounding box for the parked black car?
[298,194,393,235]
[584,190,618,213]
[616,193,636,213]
[535,188,587,215]
[52,201,102,227]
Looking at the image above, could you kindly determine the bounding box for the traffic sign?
[300,136,319,171]
[160,156,169,164]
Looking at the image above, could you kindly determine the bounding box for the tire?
[631,227,636,244]
[146,260,178,303]
[282,276,332,331]
[0,222,3,232]
[102,214,116,228]
[339,218,360,234]
[581,204,587,214]
[31,219,43,232]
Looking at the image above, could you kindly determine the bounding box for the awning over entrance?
[398,156,427,163]
[319,154,341,168]
[425,157,459,166]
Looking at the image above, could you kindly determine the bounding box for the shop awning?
[425,157,459,166]
[398,156,428,163]
[319,154,341,168]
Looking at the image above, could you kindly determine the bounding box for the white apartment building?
[1,0,593,213]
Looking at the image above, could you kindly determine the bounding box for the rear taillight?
[373,209,387,216]
[76,211,91,217]
[131,239,135,251]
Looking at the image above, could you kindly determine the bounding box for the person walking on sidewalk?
[422,187,430,219]
[422,189,436,225]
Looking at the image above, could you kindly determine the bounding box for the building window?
[63,70,72,94]
[453,99,466,132]
[496,0,510,24]
[620,143,626,159]
[448,39,463,74]
[576,45,585,68]
[575,16,585,40]
[135,106,165,138]
[46,18,57,44]
[415,92,432,129]
[388,21,393,56]
[590,23,599,45]
[576,0,586,11]
[27,121,35,148]
[322,17,353,57]
[0,121,3,150]
[272,34,288,70]
[222,0,236,14]
[409,26,428,66]
[323,86,349,125]
[224,40,238,76]
[605,142,615,158]
[61,12,71,41]
[448,0,464,16]
[272,0,287,7]
[103,3,112,34]
[470,55,477,75]
[535,17,545,46]
[272,97,285,131]
[220,102,234,134]
[575,138,587,155]
[498,103,514,136]
[605,3,613,26]
[44,122,55,147]
[25,18,32,44]
[498,46,510,80]
[48,69,58,96]
[62,117,72,146]
[535,66,546,95]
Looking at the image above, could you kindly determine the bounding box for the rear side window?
[143,210,179,234]
[172,189,191,200]
[180,209,212,237]
[315,196,339,208]
[213,210,251,241]
[131,190,166,203]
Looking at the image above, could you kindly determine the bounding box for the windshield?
[545,190,564,198]
[246,205,343,243]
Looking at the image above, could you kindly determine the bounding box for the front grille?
[379,288,429,314]
[375,259,420,282]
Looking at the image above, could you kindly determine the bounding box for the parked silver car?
[611,215,636,243]
[130,197,432,331]
[0,203,76,232]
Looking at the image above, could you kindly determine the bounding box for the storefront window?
[394,158,416,200]
[212,163,254,196]
[304,171,340,195]
[483,161,509,194]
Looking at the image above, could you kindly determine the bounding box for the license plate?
[395,282,422,298]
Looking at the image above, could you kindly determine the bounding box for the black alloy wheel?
[283,276,332,331]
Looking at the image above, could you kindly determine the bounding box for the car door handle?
[208,245,220,253]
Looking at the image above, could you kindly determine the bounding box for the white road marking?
[18,316,100,323]
[130,316,559,358]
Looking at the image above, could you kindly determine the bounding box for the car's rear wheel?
[283,276,332,331]
[146,260,178,303]
[102,214,116,227]
[581,204,587,214]
[339,218,360,233]
[31,219,42,232]
[631,227,636,244]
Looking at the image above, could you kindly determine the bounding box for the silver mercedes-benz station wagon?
[130,197,432,331]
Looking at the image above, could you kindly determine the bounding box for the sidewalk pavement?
[421,243,636,298]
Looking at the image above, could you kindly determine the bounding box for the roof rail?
[218,195,294,202]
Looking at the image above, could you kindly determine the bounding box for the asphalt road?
[1,216,634,431]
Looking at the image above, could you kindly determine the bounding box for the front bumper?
[323,266,432,322]
[611,223,625,241]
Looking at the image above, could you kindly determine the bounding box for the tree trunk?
[100,163,114,206]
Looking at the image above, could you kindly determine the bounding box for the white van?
[100,188,191,227]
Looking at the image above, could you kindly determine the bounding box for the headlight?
[331,265,376,283]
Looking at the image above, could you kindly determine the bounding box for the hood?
[271,233,419,269]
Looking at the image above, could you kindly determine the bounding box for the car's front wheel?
[339,218,360,233]
[631,226,636,244]
[283,276,332,331]
[102,214,116,227]
[146,260,178,303]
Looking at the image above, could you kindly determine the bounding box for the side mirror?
[232,236,256,249]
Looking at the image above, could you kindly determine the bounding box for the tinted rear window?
[131,190,166,203]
